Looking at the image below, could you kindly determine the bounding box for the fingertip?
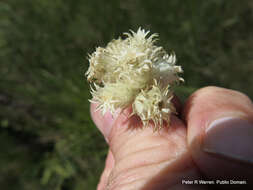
[90,103,120,142]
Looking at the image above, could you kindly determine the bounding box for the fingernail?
[98,109,121,142]
[203,117,253,164]
[102,112,116,142]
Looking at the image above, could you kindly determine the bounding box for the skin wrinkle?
[113,128,186,162]
[110,132,186,166]
[115,143,177,164]
[108,156,185,190]
[143,169,200,190]
[113,145,185,176]
[98,150,115,190]
[109,168,153,189]
[142,167,199,189]
[115,179,148,190]
[115,167,202,190]
[107,176,147,190]
[143,152,200,189]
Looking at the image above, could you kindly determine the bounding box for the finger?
[90,102,120,143]
[183,86,253,182]
[109,113,201,190]
[97,150,115,190]
[91,102,202,189]
[90,95,182,143]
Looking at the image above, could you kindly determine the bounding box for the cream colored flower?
[86,28,183,130]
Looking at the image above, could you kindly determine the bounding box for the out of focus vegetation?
[0,0,252,189]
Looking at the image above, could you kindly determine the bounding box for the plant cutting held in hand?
[86,28,183,130]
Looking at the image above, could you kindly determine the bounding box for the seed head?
[86,28,183,130]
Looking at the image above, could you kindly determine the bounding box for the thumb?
[183,87,253,184]
[91,103,202,190]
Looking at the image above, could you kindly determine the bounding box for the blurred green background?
[0,0,252,189]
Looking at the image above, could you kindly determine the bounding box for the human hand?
[91,86,253,190]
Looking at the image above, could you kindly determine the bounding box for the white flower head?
[86,28,183,130]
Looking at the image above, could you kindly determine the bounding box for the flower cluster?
[86,28,183,130]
